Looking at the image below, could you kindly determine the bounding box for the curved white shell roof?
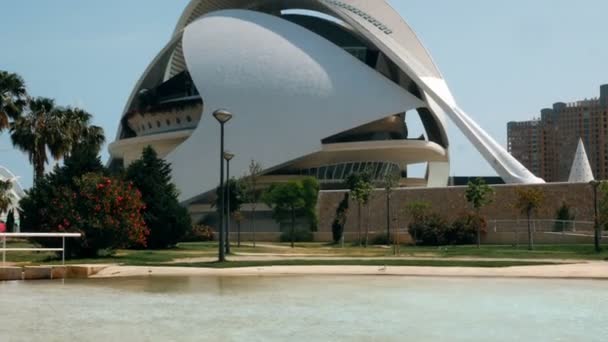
[111,0,543,204]
[172,0,443,78]
[168,9,426,201]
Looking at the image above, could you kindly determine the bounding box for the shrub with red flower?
[23,173,148,258]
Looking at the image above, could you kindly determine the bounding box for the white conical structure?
[568,139,594,183]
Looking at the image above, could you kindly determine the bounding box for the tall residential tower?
[508,84,608,182]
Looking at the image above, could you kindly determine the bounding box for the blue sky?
[1,0,607,188]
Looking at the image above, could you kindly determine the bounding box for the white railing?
[0,233,82,265]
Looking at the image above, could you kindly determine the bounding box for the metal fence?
[485,219,607,245]
[334,219,605,246]
[488,219,595,233]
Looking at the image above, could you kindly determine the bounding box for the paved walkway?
[167,253,594,265]
[92,262,608,280]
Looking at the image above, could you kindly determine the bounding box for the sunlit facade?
[109,0,542,211]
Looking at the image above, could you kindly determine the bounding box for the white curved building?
[109,0,543,207]
[0,166,24,227]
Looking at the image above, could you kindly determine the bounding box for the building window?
[318,166,328,179]
[335,164,345,179]
[186,116,192,123]
[176,118,182,124]
[157,121,161,128]
[148,122,152,129]
[343,163,353,176]
[166,119,171,126]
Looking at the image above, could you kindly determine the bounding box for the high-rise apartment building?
[508,84,608,182]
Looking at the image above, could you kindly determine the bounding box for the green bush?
[280,227,314,243]
[371,234,390,246]
[19,149,148,258]
[554,202,575,232]
[181,225,215,242]
[21,173,148,258]
[448,213,484,245]
[409,213,449,246]
[408,212,482,246]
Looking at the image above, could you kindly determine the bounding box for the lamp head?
[223,151,235,161]
[213,109,233,124]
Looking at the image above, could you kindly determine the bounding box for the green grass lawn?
[394,244,608,260]
[181,242,608,260]
[3,240,607,268]
[169,259,560,269]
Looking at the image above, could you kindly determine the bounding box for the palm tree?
[0,71,27,132]
[81,125,105,152]
[59,108,105,155]
[515,187,544,251]
[10,97,68,182]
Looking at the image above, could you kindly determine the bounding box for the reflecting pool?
[1,276,607,341]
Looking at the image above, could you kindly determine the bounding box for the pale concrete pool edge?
[0,264,110,281]
[89,262,608,280]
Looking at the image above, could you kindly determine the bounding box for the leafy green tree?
[233,211,244,247]
[595,181,608,252]
[263,178,319,248]
[465,178,494,248]
[383,172,399,244]
[346,171,374,247]
[126,146,191,249]
[332,193,349,244]
[300,177,320,230]
[215,178,245,218]
[406,201,431,223]
[515,187,544,250]
[0,71,27,132]
[0,180,12,215]
[244,160,263,247]
[5,209,15,232]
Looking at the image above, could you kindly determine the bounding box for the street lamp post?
[213,109,233,262]
[224,151,235,255]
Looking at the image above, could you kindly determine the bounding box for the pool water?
[1,276,607,341]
